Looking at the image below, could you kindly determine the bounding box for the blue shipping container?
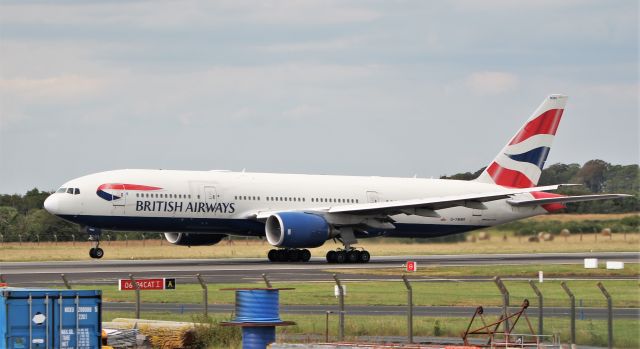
[0,288,102,349]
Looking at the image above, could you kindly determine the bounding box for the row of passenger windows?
[234,195,358,204]
[56,187,80,195]
[136,193,194,199]
[134,192,358,204]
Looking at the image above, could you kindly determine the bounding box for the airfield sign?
[119,278,176,291]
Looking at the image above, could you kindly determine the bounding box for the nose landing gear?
[86,227,104,259]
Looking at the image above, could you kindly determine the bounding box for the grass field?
[102,311,640,348]
[0,231,638,262]
[329,263,640,278]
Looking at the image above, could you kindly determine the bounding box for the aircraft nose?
[44,195,59,214]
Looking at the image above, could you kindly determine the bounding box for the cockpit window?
[66,188,74,194]
[74,188,80,195]
[56,187,67,193]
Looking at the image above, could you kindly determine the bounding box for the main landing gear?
[268,248,311,262]
[86,227,104,259]
[326,248,370,264]
[325,227,370,264]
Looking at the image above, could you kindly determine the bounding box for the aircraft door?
[111,184,126,207]
[366,191,380,203]
[204,186,218,204]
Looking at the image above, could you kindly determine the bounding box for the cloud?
[0,75,107,101]
[464,71,520,96]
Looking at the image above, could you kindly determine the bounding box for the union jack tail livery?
[476,94,568,188]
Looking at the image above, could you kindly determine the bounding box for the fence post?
[261,273,272,288]
[560,281,576,345]
[597,282,613,349]
[196,274,208,317]
[493,276,510,334]
[325,311,333,342]
[333,274,345,341]
[528,280,543,335]
[60,274,72,289]
[401,275,413,343]
[129,274,140,319]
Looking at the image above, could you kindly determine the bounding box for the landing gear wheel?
[93,248,104,259]
[287,249,300,262]
[89,248,96,258]
[335,251,347,264]
[347,250,360,263]
[300,249,311,262]
[326,250,337,263]
[268,249,277,262]
[359,250,370,263]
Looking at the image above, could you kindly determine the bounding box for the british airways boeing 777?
[43,95,629,263]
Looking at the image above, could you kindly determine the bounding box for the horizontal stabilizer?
[507,194,632,207]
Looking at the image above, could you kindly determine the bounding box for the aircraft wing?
[253,184,567,220]
[507,194,632,207]
[326,184,565,216]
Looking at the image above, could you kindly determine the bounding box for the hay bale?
[528,236,539,242]
[542,232,554,241]
[601,228,612,236]
[560,229,571,236]
[477,232,490,240]
[466,234,477,242]
[110,319,195,349]
[537,231,545,239]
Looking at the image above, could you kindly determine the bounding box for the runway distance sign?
[405,261,417,272]
[119,278,176,291]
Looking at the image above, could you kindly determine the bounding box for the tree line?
[0,160,637,243]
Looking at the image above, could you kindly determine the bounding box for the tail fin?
[476,94,568,188]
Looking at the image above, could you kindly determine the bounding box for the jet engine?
[164,232,227,246]
[265,212,331,248]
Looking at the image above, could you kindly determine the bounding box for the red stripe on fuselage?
[531,191,566,212]
[509,109,564,145]
[97,183,162,191]
[486,162,534,188]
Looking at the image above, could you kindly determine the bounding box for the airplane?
[43,94,630,263]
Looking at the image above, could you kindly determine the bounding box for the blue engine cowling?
[265,212,331,248]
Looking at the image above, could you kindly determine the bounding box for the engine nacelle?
[164,233,226,246]
[265,212,330,248]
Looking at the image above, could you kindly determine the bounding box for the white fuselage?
[44,169,546,239]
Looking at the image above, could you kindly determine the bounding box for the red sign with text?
[118,278,176,291]
[406,261,417,272]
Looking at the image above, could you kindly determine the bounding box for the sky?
[0,0,638,194]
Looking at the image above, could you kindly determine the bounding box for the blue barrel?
[235,289,281,323]
[0,288,102,349]
[242,326,276,349]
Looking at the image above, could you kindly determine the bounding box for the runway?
[1,252,637,286]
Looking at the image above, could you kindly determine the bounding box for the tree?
[575,159,609,193]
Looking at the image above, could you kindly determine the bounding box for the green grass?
[328,262,640,278]
[103,311,640,348]
[72,278,640,308]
